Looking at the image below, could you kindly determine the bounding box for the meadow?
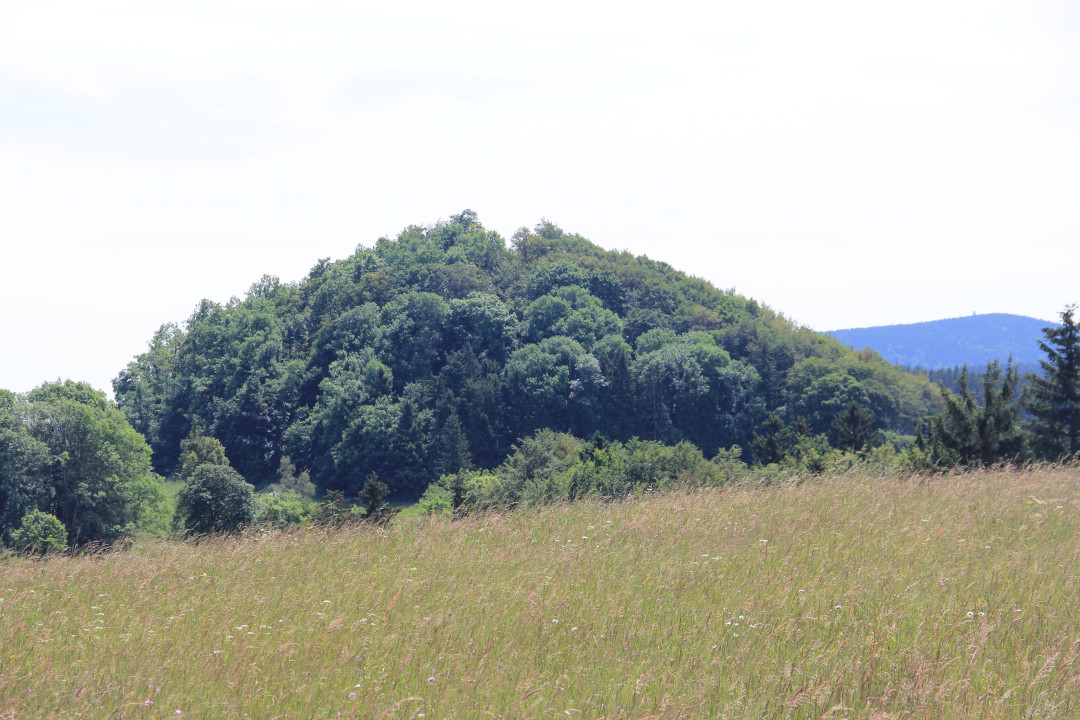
[2,465,1079,719]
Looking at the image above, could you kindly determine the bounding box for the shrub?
[174,465,255,535]
[11,510,67,555]
[254,491,313,528]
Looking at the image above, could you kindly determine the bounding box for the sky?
[2,0,1078,397]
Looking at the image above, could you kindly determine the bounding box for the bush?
[254,491,313,528]
[174,465,255,535]
[11,510,68,555]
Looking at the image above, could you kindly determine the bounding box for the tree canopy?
[0,381,166,547]
[111,211,942,498]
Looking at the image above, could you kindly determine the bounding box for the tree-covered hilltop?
[114,211,940,496]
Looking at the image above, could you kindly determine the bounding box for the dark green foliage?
[357,473,392,522]
[308,490,355,527]
[11,510,67,555]
[1028,306,1080,459]
[920,361,1027,467]
[434,412,472,478]
[751,412,795,466]
[25,381,165,546]
[832,402,875,452]
[0,391,50,545]
[112,211,942,503]
[175,464,255,534]
[178,424,230,480]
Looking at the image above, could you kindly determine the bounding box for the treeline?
[3,214,1076,551]
[901,362,1040,396]
[112,211,939,501]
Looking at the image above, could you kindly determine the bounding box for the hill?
[113,211,940,496]
[826,313,1056,370]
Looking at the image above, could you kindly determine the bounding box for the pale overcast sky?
[2,0,1078,396]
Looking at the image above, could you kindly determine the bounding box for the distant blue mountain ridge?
[826,313,1059,370]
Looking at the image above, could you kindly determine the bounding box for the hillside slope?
[827,313,1056,369]
[114,211,940,495]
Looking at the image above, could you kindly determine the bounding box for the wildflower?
[427,676,436,683]
[834,605,842,610]
[967,611,974,617]
[552,619,558,624]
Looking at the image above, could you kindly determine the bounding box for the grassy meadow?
[2,465,1080,719]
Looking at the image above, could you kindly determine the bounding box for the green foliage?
[357,473,393,523]
[178,425,231,480]
[831,401,875,452]
[1028,305,1080,459]
[0,391,50,544]
[111,210,944,506]
[416,482,454,515]
[253,491,313,528]
[421,430,743,511]
[917,361,1028,467]
[11,510,67,555]
[308,490,360,527]
[25,381,165,545]
[174,464,255,535]
[265,456,315,498]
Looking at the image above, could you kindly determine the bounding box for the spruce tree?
[1028,305,1080,459]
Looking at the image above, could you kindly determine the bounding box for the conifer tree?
[1028,305,1080,459]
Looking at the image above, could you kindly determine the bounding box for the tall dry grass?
[2,465,1079,719]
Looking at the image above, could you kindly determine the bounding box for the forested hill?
[114,211,939,498]
[827,314,1057,369]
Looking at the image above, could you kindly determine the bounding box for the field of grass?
[2,465,1079,719]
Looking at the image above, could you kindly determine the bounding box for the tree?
[434,412,472,477]
[751,412,795,466]
[0,391,50,545]
[11,510,67,555]
[178,424,231,480]
[174,464,255,534]
[832,401,875,452]
[27,381,165,546]
[270,456,315,498]
[923,361,1026,466]
[357,473,392,523]
[632,344,708,442]
[1028,305,1080,459]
